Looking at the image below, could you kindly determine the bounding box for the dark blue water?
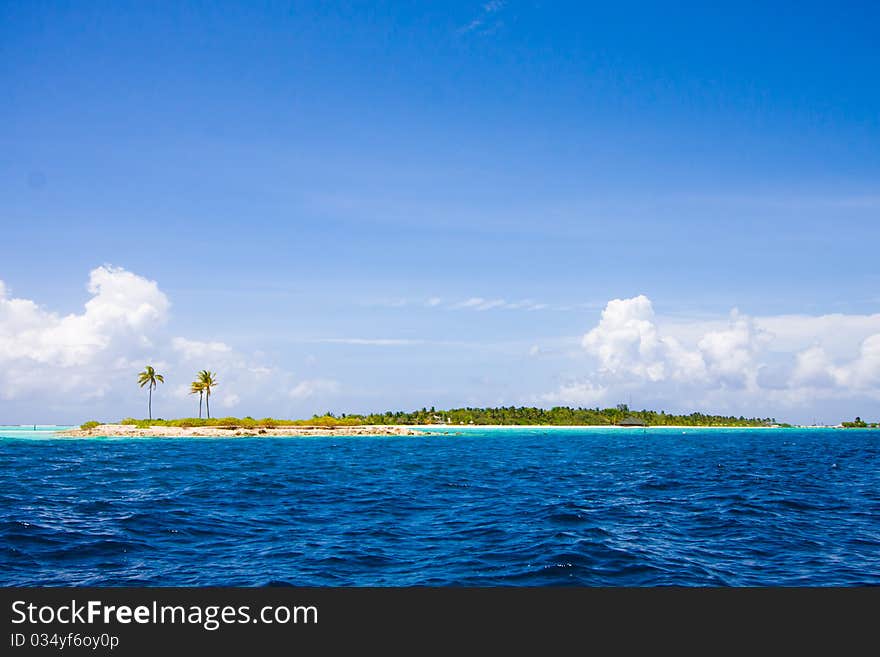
[1,427,878,586]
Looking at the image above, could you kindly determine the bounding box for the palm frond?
[138,365,164,387]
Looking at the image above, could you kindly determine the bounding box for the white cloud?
[171,337,232,360]
[844,334,880,388]
[802,334,880,390]
[540,381,607,406]
[664,312,880,358]
[581,295,707,383]
[289,379,340,399]
[455,297,504,310]
[791,345,836,387]
[552,295,880,417]
[697,312,768,389]
[506,299,545,311]
[452,297,547,311]
[0,265,169,369]
[0,266,170,400]
[0,266,298,418]
[366,295,556,312]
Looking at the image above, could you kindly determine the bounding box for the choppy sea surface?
[1,426,878,586]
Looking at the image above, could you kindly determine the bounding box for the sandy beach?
[419,424,786,429]
[55,423,793,438]
[57,424,429,438]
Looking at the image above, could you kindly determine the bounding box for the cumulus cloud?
[753,313,880,355]
[0,266,333,418]
[791,346,836,387]
[0,265,169,369]
[698,312,769,389]
[840,334,880,388]
[796,335,880,390]
[581,296,778,390]
[544,295,880,417]
[581,295,707,383]
[0,266,170,401]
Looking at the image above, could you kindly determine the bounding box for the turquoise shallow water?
[1,426,878,586]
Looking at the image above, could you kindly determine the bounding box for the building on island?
[618,416,646,427]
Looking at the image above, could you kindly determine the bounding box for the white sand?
[57,424,428,438]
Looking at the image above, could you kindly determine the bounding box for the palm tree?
[190,381,205,418]
[137,365,164,420]
[197,370,218,419]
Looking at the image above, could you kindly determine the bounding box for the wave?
[1,427,878,586]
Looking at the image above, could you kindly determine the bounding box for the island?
[841,416,880,428]
[60,423,426,438]
[58,406,787,437]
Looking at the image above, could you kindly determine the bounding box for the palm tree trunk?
[206,394,210,419]
[199,392,203,419]
[148,385,152,420]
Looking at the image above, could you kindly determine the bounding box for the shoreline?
[57,424,430,438]
[418,424,789,430]
[52,423,823,438]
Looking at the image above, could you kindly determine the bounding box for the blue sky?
[1,1,879,423]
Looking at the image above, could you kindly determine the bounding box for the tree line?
[327,405,778,427]
[842,416,879,428]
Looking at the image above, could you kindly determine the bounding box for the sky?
[1,1,879,424]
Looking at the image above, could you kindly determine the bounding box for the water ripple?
[1,428,878,585]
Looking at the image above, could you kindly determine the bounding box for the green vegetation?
[342,405,778,427]
[80,420,101,430]
[112,405,777,429]
[842,416,878,428]
[118,415,363,429]
[137,365,164,420]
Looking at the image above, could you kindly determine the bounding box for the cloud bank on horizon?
[1,266,878,423]
[543,295,880,416]
[0,266,338,420]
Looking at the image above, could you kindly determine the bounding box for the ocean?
[1,426,877,586]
